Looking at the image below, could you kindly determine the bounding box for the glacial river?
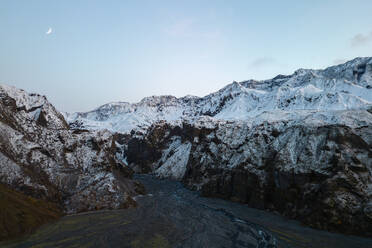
[3,175,372,248]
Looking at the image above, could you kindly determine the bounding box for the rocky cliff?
[0,84,143,221]
[122,110,372,236]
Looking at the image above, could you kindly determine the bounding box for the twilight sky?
[1,0,372,112]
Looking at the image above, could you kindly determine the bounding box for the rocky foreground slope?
[0,85,143,240]
[67,57,372,236]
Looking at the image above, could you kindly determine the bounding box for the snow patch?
[155,138,192,180]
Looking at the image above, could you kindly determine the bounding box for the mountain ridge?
[67,57,372,133]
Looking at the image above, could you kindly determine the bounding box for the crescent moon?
[46,28,52,35]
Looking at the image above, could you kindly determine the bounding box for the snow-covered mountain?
[67,57,372,133]
[66,56,372,236]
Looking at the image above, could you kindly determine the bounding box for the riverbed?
[3,174,372,248]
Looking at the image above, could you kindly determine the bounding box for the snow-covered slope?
[67,57,372,133]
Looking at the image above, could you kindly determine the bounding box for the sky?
[1,0,372,112]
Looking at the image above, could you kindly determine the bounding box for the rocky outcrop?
[0,84,143,216]
[123,111,372,236]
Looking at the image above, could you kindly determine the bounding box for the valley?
[0,57,372,246]
[4,175,372,248]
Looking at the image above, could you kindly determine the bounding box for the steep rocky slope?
[0,85,143,223]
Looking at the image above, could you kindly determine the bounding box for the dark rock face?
[126,137,162,173]
[124,115,372,237]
